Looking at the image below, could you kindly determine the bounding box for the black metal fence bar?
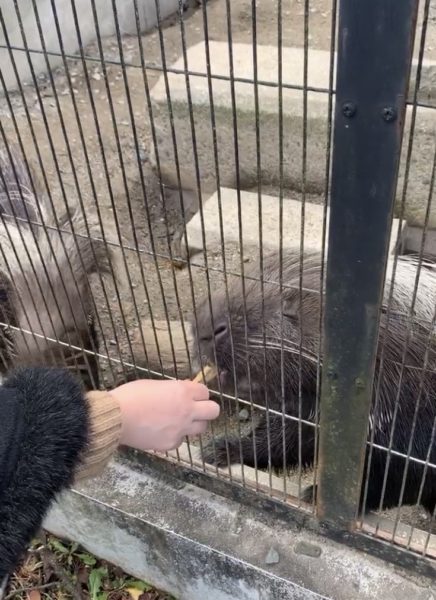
[317,0,419,528]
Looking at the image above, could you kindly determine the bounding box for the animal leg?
[202,413,315,470]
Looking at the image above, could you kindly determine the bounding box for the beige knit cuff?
[74,390,122,482]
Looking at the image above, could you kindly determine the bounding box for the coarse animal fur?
[0,145,112,389]
[0,0,190,93]
[193,250,436,513]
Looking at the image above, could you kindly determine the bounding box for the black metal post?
[318,0,418,528]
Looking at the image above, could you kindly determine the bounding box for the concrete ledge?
[150,43,336,196]
[179,187,405,261]
[44,454,436,600]
[404,224,436,257]
[149,42,436,227]
[166,442,436,560]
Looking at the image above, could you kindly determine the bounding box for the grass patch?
[5,534,175,600]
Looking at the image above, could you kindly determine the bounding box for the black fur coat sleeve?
[0,367,90,578]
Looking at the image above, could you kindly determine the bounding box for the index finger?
[187,381,210,401]
[193,400,220,421]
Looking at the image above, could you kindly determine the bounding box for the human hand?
[110,379,220,452]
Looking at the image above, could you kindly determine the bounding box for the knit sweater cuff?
[74,391,122,481]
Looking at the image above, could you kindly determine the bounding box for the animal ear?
[282,287,321,320]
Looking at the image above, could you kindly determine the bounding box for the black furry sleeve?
[0,367,90,578]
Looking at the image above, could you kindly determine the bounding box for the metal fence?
[0,0,436,578]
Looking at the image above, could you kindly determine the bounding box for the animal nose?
[214,320,228,341]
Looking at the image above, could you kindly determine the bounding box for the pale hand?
[110,379,220,452]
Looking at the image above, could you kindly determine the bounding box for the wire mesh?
[0,0,435,566]
[357,0,436,558]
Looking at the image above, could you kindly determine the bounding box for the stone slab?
[44,454,436,600]
[149,43,336,197]
[149,41,436,227]
[181,187,405,260]
[0,0,189,92]
[404,225,436,256]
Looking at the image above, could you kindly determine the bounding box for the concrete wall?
[0,0,188,92]
[44,455,436,600]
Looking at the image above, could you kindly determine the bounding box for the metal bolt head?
[382,106,397,122]
[342,102,356,118]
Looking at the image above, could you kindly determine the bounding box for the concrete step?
[149,41,436,228]
[44,452,436,600]
[181,187,405,261]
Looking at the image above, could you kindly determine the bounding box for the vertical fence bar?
[317,0,418,527]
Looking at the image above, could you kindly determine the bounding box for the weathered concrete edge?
[44,492,326,600]
[180,187,406,261]
[44,457,436,600]
[404,224,436,256]
[150,42,436,105]
[409,61,436,104]
[148,41,435,227]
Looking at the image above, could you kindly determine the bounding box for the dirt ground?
[1,0,436,545]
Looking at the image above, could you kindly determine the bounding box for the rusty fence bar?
[317,0,419,528]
